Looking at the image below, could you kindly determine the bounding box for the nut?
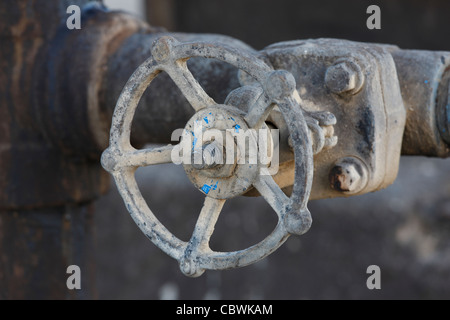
[329,157,368,194]
[325,59,364,95]
[192,141,224,170]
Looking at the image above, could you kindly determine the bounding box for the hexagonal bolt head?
[329,157,369,194]
[192,141,224,170]
[325,59,364,95]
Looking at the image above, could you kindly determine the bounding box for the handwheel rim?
[102,36,314,277]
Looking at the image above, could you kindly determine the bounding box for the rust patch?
[329,166,348,192]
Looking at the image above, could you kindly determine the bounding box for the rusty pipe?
[0,0,252,209]
[0,0,113,209]
[31,5,253,159]
[0,0,104,299]
[391,49,450,158]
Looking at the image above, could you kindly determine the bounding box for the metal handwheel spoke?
[165,60,216,112]
[180,197,226,277]
[244,92,273,129]
[187,197,225,253]
[124,145,174,168]
[253,175,289,219]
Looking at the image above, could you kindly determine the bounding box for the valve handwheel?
[101,36,314,277]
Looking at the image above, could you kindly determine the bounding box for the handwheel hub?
[182,105,272,200]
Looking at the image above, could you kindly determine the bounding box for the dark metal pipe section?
[391,50,450,158]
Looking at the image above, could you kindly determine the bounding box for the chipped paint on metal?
[101,36,315,277]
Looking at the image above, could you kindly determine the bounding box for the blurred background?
[97,0,450,299]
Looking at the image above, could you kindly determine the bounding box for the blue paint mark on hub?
[201,184,212,194]
[234,124,241,133]
[203,117,209,124]
[201,181,219,195]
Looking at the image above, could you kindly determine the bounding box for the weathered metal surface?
[101,34,450,276]
[101,37,450,203]
[329,157,369,194]
[324,58,365,95]
[2,0,450,289]
[182,105,262,200]
[0,1,112,209]
[0,0,258,210]
[0,0,115,300]
[34,6,154,156]
[436,69,450,146]
[101,37,315,276]
[390,50,450,157]
[261,39,407,199]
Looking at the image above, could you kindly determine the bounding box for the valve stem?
[192,142,224,170]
